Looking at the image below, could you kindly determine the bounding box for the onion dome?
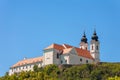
[81,32,88,43]
[91,30,98,41]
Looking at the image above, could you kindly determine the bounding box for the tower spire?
[80,31,88,50]
[90,29,100,63]
[83,30,86,37]
[93,28,97,35]
[81,31,88,43]
[91,29,98,41]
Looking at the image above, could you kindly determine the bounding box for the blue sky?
[0,0,120,76]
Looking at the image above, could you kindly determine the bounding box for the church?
[9,30,100,75]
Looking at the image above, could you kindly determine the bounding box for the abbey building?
[9,30,100,75]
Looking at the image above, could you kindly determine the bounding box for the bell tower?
[80,32,88,50]
[90,30,100,63]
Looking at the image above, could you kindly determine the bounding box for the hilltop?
[0,62,120,80]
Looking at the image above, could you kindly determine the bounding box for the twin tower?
[80,30,100,62]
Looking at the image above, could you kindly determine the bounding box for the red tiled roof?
[11,56,43,68]
[44,43,64,50]
[62,44,73,48]
[75,47,94,60]
[45,44,93,59]
[44,43,94,59]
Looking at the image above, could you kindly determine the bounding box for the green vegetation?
[0,63,120,80]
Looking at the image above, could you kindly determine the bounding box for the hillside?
[0,62,120,80]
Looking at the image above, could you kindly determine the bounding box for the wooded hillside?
[0,62,120,80]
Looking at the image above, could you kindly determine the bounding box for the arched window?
[96,46,99,50]
[92,45,93,50]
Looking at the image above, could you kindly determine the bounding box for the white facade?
[44,49,54,65]
[43,47,95,66]
[80,42,88,50]
[9,64,34,75]
[9,57,43,75]
[69,53,93,64]
[90,40,100,63]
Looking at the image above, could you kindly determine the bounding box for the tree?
[33,65,39,72]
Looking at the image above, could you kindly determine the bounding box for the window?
[92,46,93,50]
[86,60,88,63]
[57,53,59,59]
[23,66,24,69]
[80,58,82,62]
[61,60,63,64]
[25,66,27,69]
[17,68,19,70]
[29,65,31,68]
[46,57,50,59]
[19,67,21,70]
[12,69,13,72]
[65,60,67,63]
[96,46,99,50]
